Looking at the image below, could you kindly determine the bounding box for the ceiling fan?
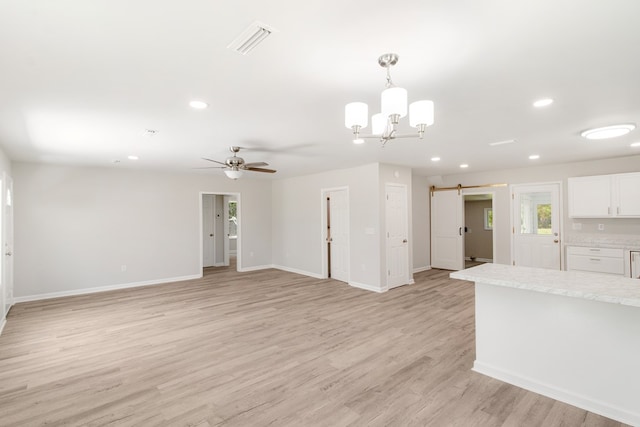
[201,146,276,179]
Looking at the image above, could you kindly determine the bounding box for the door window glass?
[520,192,552,235]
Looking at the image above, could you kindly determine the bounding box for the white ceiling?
[1,0,639,179]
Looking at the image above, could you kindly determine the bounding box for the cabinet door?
[616,172,640,217]
[567,175,611,217]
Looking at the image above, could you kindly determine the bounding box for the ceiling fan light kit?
[345,53,434,146]
[201,146,276,179]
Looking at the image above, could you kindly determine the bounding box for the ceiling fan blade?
[243,162,268,168]
[193,166,226,169]
[245,167,277,173]
[201,157,227,166]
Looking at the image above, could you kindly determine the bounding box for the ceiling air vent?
[228,21,276,55]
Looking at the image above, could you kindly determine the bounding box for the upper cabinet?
[568,172,640,218]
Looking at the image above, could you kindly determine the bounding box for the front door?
[512,183,561,269]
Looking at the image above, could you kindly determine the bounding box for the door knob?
[209,234,213,237]
[5,251,11,256]
[403,239,408,243]
[553,239,559,243]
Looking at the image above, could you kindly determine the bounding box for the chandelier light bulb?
[345,102,368,129]
[381,87,408,120]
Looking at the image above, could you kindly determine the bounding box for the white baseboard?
[13,274,201,304]
[465,257,493,263]
[271,265,324,279]
[413,265,432,273]
[349,281,384,293]
[473,361,639,426]
[237,264,273,272]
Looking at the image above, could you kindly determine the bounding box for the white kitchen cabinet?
[568,172,640,218]
[566,246,624,275]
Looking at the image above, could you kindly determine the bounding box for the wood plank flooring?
[0,266,627,426]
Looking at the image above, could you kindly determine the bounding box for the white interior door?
[202,194,215,267]
[386,184,409,288]
[512,183,561,269]
[431,189,464,270]
[328,189,349,283]
[3,175,13,315]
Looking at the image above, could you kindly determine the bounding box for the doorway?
[431,187,496,271]
[463,193,494,268]
[200,192,240,273]
[511,182,561,270]
[321,187,349,283]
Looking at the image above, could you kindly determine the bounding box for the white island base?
[451,264,640,426]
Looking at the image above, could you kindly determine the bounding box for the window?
[484,208,493,230]
[228,201,237,238]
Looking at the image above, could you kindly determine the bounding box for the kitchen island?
[451,264,640,426]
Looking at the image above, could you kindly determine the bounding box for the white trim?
[473,361,639,426]
[413,265,432,273]
[271,264,324,279]
[13,274,201,303]
[464,257,493,263]
[349,281,385,293]
[237,264,273,272]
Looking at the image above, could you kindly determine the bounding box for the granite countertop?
[450,263,640,308]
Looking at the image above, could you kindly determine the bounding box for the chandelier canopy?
[345,53,434,145]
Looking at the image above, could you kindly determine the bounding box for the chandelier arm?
[388,132,425,139]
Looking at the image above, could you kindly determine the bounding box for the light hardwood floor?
[0,266,627,426]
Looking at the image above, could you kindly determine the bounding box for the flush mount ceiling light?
[127,155,139,160]
[581,124,635,140]
[460,164,469,168]
[529,154,540,160]
[631,142,640,147]
[533,98,554,108]
[431,157,441,162]
[189,100,208,109]
[345,53,434,146]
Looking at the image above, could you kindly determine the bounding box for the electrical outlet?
[572,223,582,230]
[121,265,127,272]
[598,224,605,231]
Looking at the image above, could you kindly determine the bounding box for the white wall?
[271,162,414,291]
[425,155,640,266]
[271,163,380,286]
[13,162,272,299]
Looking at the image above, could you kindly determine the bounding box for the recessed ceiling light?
[488,139,516,146]
[460,164,469,168]
[529,154,540,160]
[630,142,640,147]
[431,157,441,162]
[128,155,139,160]
[189,100,208,109]
[533,98,554,107]
[581,124,635,140]
[353,138,365,145]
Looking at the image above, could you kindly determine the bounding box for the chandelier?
[345,53,434,145]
